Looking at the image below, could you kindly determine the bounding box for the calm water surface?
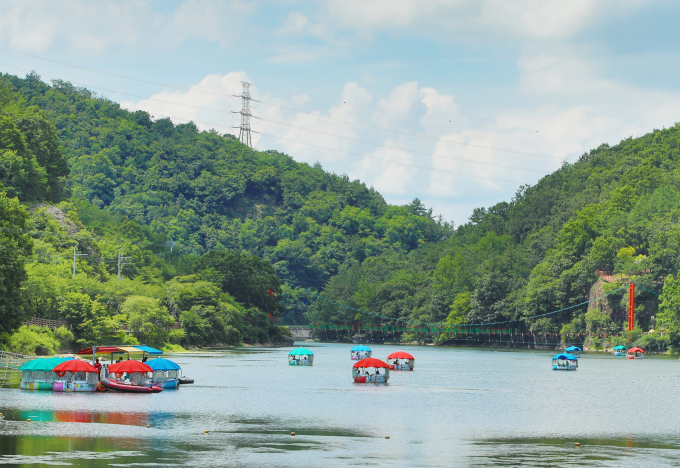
[2,343,680,467]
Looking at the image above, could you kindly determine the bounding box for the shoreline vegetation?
[3,72,680,356]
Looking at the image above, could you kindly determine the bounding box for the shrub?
[8,326,60,355]
[168,328,186,345]
[54,326,74,350]
[634,333,670,352]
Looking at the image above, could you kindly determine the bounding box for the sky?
[1,0,680,225]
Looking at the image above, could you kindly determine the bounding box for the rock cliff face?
[31,203,80,235]
[587,280,614,318]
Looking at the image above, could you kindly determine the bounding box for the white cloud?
[321,0,645,44]
[120,71,251,138]
[121,63,680,224]
[41,0,677,225]
[0,0,254,53]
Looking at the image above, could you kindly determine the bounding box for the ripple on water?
[3,344,680,466]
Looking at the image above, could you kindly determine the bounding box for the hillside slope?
[4,71,680,352]
[309,125,680,350]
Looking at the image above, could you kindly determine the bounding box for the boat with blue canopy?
[351,345,372,360]
[565,346,582,358]
[77,345,163,365]
[146,358,181,389]
[552,353,578,371]
[288,348,314,366]
[613,345,628,356]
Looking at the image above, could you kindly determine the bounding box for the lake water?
[2,343,680,467]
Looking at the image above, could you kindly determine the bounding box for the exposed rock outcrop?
[31,203,80,236]
[587,280,613,316]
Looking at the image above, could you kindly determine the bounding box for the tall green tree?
[122,296,174,349]
[0,190,32,343]
[197,250,283,316]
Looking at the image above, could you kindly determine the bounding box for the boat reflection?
[15,409,160,426]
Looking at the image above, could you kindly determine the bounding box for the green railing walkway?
[0,350,32,370]
[307,324,520,334]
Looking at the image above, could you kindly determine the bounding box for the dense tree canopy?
[4,70,680,353]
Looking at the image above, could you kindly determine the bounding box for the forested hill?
[0,71,449,337]
[3,71,680,352]
[309,122,680,350]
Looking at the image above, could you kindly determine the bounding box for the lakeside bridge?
[302,324,521,334]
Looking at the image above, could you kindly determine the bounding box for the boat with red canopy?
[387,351,414,370]
[101,360,162,393]
[627,347,645,359]
[52,360,99,392]
[353,357,390,383]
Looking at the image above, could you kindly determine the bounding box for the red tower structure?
[628,283,635,332]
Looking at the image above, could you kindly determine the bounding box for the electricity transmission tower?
[117,249,131,281]
[233,81,252,148]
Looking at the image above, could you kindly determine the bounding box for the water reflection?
[2,345,680,466]
[0,408,173,427]
[469,437,680,467]
[0,435,165,467]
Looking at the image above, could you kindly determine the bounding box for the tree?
[0,190,32,343]
[197,250,282,316]
[0,116,47,200]
[122,296,174,349]
[11,106,69,201]
[658,275,680,348]
[446,292,471,325]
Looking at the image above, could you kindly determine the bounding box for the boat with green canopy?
[20,357,71,390]
[612,345,628,356]
[288,348,314,366]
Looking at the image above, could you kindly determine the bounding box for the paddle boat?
[565,346,582,358]
[627,347,645,359]
[353,358,390,383]
[613,345,628,356]
[288,348,314,366]
[101,360,162,393]
[552,353,578,371]
[100,377,158,393]
[19,357,68,390]
[387,351,415,370]
[52,360,98,392]
[351,345,372,360]
[146,358,181,389]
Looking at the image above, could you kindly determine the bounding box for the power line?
[254,117,547,174]
[0,48,562,160]
[253,99,562,160]
[257,131,523,184]
[0,63,552,176]
[111,107,525,183]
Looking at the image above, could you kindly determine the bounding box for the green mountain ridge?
[3,71,680,352]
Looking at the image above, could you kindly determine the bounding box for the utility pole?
[72,246,87,278]
[233,81,252,148]
[117,249,131,281]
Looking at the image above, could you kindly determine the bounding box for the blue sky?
[1,0,679,224]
